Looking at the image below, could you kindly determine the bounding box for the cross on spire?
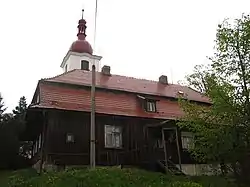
[82,9,84,19]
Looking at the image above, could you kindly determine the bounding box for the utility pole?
[90,64,96,168]
[90,0,98,169]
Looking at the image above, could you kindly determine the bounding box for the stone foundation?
[179,164,221,176]
[32,160,58,173]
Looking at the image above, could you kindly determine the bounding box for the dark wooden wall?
[40,109,197,167]
[45,110,162,166]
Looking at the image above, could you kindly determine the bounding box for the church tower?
[60,10,102,72]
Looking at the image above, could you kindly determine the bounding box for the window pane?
[38,134,41,149]
[66,134,74,143]
[146,101,156,112]
[115,134,121,147]
[106,134,112,147]
[105,125,122,148]
[105,125,112,133]
[114,126,121,133]
[181,136,193,149]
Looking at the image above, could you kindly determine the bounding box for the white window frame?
[181,132,194,150]
[66,133,75,143]
[146,100,156,112]
[104,125,122,149]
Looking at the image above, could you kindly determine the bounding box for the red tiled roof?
[43,69,210,103]
[30,69,210,120]
[34,82,184,120]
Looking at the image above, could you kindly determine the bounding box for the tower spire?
[77,9,87,40]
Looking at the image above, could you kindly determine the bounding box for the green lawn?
[0,167,236,187]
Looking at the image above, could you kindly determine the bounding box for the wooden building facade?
[24,69,210,173]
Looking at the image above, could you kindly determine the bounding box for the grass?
[0,167,236,187]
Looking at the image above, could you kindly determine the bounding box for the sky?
[0,0,249,112]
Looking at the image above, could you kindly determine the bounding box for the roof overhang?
[137,94,160,101]
[146,119,171,127]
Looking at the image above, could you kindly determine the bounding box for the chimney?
[101,65,111,76]
[81,60,89,71]
[159,75,168,84]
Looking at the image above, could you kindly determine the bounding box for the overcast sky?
[0,0,249,111]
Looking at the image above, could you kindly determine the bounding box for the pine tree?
[0,93,6,123]
[13,96,27,118]
[12,96,32,160]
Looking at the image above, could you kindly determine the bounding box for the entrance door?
[162,128,181,169]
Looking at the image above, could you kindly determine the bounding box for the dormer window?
[146,100,157,112]
[137,95,157,113]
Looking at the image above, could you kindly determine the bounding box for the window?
[105,125,122,148]
[66,133,74,143]
[36,93,40,104]
[32,145,35,156]
[38,134,42,149]
[146,100,157,112]
[35,140,38,153]
[81,60,89,70]
[137,95,157,113]
[181,132,194,150]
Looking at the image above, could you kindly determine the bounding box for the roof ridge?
[43,69,193,91]
[95,70,178,85]
[41,69,77,81]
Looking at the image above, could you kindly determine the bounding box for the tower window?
[65,65,68,72]
[81,60,89,70]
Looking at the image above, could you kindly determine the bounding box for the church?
[23,11,211,175]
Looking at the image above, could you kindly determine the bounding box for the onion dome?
[69,10,93,55]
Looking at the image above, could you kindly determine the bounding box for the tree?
[0,93,6,123]
[13,96,27,116]
[12,96,32,159]
[178,14,250,184]
[0,94,18,169]
[12,96,27,134]
[0,95,31,169]
[185,64,212,94]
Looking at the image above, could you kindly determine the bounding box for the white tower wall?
[60,51,102,72]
